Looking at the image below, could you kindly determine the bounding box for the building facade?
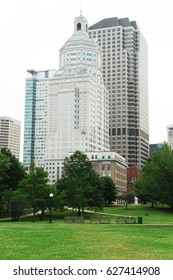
[149,143,163,156]
[85,151,127,194]
[167,125,173,149]
[45,14,110,183]
[23,69,56,168]
[127,165,139,193]
[89,17,149,169]
[0,116,21,159]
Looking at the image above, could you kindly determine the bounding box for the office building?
[23,69,56,168]
[167,125,173,149]
[44,14,110,183]
[149,143,163,156]
[0,116,21,159]
[89,17,149,168]
[83,151,127,194]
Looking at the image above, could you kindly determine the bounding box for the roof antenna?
[80,0,83,16]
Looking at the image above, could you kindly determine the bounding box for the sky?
[0,0,173,160]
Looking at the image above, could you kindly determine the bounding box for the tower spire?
[80,1,83,16]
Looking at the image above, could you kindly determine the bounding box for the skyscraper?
[167,125,173,149]
[23,69,56,168]
[89,17,149,168]
[45,14,110,183]
[0,116,21,159]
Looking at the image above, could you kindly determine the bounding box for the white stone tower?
[45,14,110,183]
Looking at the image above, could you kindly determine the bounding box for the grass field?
[0,205,173,260]
[102,204,173,224]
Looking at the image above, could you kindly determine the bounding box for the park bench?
[126,216,136,224]
[116,216,136,224]
[90,216,110,224]
[100,216,110,224]
[116,216,126,223]
[64,216,84,223]
[90,216,101,223]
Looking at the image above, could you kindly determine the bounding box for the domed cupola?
[74,12,88,33]
[59,12,101,69]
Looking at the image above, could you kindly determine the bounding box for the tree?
[134,143,173,209]
[0,151,10,214]
[0,148,26,215]
[0,148,25,190]
[9,188,30,221]
[87,171,104,211]
[99,176,117,206]
[57,151,103,215]
[0,150,10,184]
[19,162,49,221]
[126,192,135,204]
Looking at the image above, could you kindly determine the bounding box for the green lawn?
[0,204,173,260]
[102,204,173,224]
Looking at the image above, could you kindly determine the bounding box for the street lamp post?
[49,193,54,223]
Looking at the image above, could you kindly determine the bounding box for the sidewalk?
[0,212,41,222]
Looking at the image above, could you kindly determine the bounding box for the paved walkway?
[0,212,41,222]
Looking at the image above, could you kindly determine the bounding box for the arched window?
[77,23,81,31]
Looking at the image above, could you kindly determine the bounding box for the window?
[117,128,121,135]
[77,23,81,31]
[112,128,116,136]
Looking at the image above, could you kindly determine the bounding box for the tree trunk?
[78,207,81,216]
[32,209,36,222]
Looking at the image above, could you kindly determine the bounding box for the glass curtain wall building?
[23,69,55,168]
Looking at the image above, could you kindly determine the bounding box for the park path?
[0,211,42,222]
[1,209,173,226]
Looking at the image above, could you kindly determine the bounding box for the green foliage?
[126,192,135,204]
[0,149,26,215]
[0,148,25,190]
[0,152,10,213]
[0,150,10,185]
[0,150,59,220]
[19,162,50,220]
[9,189,30,221]
[57,151,103,215]
[116,192,135,210]
[99,176,117,206]
[134,143,173,208]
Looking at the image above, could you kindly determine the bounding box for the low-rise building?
[68,151,128,194]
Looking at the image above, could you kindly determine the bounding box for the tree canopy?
[57,151,104,215]
[19,162,50,221]
[134,143,173,209]
[99,176,117,206]
[0,149,26,216]
[57,151,99,215]
[0,148,25,190]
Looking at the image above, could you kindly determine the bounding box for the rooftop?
[89,17,138,30]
